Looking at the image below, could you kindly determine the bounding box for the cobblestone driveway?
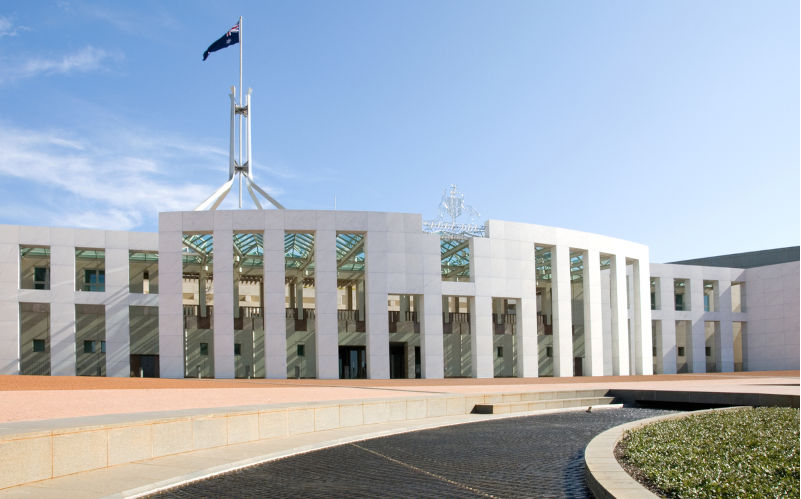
[155,408,673,498]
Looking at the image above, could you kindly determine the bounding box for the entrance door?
[130,354,159,377]
[414,346,421,379]
[573,357,583,377]
[389,342,406,379]
[339,346,366,379]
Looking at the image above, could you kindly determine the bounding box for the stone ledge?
[584,407,745,499]
[0,389,607,490]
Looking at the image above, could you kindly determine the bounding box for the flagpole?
[238,15,243,208]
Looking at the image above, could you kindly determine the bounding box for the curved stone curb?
[584,407,746,499]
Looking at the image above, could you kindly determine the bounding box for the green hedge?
[620,407,800,498]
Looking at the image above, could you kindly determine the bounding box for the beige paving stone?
[286,408,314,435]
[406,399,427,419]
[152,419,193,457]
[53,429,107,477]
[338,403,363,427]
[314,406,340,431]
[0,436,52,489]
[108,424,152,466]
[426,398,446,417]
[387,401,406,421]
[445,397,464,416]
[363,402,390,424]
[227,413,259,445]
[258,410,288,438]
[192,415,227,450]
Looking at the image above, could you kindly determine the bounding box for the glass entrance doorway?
[339,346,366,379]
[389,342,406,379]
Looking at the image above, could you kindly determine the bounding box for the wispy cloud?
[7,46,116,82]
[0,15,30,37]
[0,122,244,230]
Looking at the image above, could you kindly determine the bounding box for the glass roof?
[336,233,365,272]
[75,249,105,260]
[20,246,50,257]
[440,237,470,278]
[129,251,158,262]
[285,233,315,286]
[182,234,213,265]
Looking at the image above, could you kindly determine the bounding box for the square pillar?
[365,232,389,379]
[157,226,183,378]
[717,281,734,372]
[517,296,538,377]
[50,244,76,376]
[263,228,286,378]
[660,319,677,374]
[470,295,493,378]
[0,236,20,374]
[583,249,604,376]
[420,294,445,378]
[105,247,130,377]
[212,228,234,378]
[632,259,653,375]
[610,254,629,375]
[689,279,706,373]
[551,245,573,377]
[314,229,338,379]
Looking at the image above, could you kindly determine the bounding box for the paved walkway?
[0,371,795,498]
[153,408,675,499]
[0,371,796,423]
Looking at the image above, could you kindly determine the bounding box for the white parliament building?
[1,88,798,380]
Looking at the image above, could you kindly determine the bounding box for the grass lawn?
[618,406,799,498]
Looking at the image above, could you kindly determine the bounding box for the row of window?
[19,247,157,294]
[650,278,745,313]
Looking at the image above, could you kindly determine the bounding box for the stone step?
[472,396,615,415]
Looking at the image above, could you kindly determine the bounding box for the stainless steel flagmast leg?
[238,15,243,208]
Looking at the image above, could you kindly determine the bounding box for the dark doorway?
[573,357,583,377]
[414,346,421,378]
[339,346,366,379]
[130,354,159,378]
[389,342,406,379]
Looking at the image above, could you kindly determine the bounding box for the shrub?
[619,407,800,498]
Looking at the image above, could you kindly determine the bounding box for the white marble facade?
[0,210,798,379]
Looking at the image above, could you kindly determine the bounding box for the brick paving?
[155,408,674,498]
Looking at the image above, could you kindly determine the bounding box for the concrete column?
[660,319,677,374]
[689,279,706,373]
[517,296,538,377]
[105,247,130,377]
[365,232,389,379]
[420,294,444,378]
[470,295,493,378]
[0,232,20,373]
[198,265,207,316]
[50,243,76,376]
[400,295,410,319]
[551,245,573,377]
[583,249,604,376]
[212,229,234,378]
[356,281,365,321]
[717,280,734,372]
[406,341,416,379]
[263,229,286,378]
[157,221,183,378]
[632,259,653,375]
[610,254,629,375]
[296,282,304,320]
[233,267,240,319]
[346,285,353,310]
[314,229,338,379]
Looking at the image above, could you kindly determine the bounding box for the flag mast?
[238,15,243,208]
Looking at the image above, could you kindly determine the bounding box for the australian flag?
[203,22,240,61]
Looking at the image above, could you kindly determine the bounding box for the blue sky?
[0,1,797,262]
